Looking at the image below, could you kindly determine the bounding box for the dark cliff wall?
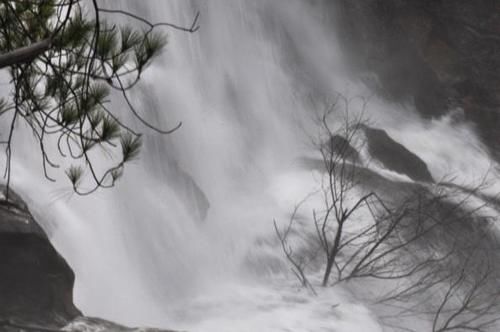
[333,0,500,160]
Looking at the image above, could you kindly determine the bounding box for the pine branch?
[0,38,52,69]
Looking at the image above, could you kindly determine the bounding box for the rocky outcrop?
[363,126,434,183]
[0,187,180,332]
[0,187,80,329]
[333,0,500,161]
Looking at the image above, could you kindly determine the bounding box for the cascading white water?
[4,1,499,331]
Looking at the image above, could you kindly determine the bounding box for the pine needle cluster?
[0,0,199,196]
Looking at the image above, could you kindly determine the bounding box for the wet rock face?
[363,126,434,183]
[334,0,500,160]
[0,187,81,327]
[334,0,449,118]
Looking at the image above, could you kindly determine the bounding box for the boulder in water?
[363,126,434,183]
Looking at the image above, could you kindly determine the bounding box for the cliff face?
[0,187,81,328]
[334,0,500,159]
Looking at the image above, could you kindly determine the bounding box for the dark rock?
[332,0,500,161]
[363,126,434,183]
[0,187,184,332]
[0,186,81,328]
[326,135,360,163]
[333,0,449,118]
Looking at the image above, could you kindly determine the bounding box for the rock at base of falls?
[0,186,80,328]
[363,126,434,183]
[0,186,180,332]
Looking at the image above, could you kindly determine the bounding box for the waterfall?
[4,1,498,331]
